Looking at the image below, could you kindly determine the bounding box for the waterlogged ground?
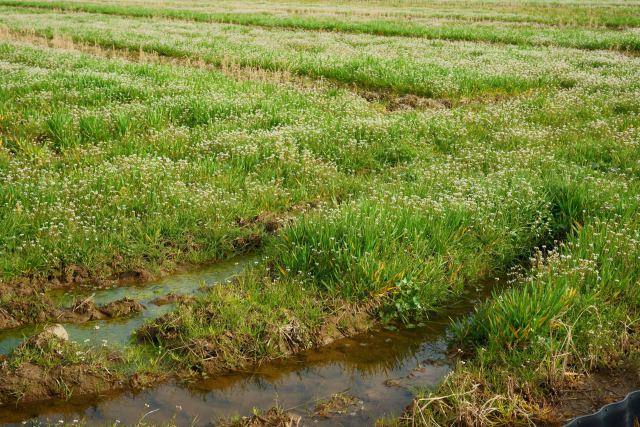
[0,325,447,425]
[1,278,496,426]
[0,0,639,425]
[0,256,254,355]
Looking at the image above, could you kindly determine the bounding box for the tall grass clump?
[271,200,476,320]
[45,111,77,150]
[269,186,558,322]
[408,205,640,425]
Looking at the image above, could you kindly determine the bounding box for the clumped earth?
[149,293,190,306]
[0,296,144,329]
[0,0,639,424]
[218,407,301,427]
[313,392,360,418]
[136,285,376,375]
[0,326,126,405]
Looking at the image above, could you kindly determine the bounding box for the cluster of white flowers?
[1,5,638,99]
[0,3,637,290]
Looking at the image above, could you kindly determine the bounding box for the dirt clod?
[232,234,262,250]
[150,293,190,306]
[219,407,301,427]
[0,334,125,406]
[313,392,359,418]
[387,94,451,111]
[359,90,451,111]
[56,297,144,323]
[0,295,145,332]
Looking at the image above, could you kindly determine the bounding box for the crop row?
[1,7,635,99]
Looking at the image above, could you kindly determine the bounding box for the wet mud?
[0,280,495,426]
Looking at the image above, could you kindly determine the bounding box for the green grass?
[8,0,638,29]
[0,41,364,280]
[0,0,640,420]
[0,7,588,99]
[408,213,640,425]
[1,0,640,52]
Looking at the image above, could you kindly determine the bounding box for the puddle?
[0,280,500,426]
[0,255,256,355]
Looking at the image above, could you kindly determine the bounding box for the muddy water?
[0,278,498,426]
[0,256,256,355]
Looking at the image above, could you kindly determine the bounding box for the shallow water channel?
[0,256,255,356]
[0,258,498,426]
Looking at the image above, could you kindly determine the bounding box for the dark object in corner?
[565,391,640,427]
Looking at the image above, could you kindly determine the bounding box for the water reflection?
[0,256,255,355]
[0,276,498,426]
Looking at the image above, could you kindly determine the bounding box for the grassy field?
[0,0,639,424]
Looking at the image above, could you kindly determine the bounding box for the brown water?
[0,264,497,426]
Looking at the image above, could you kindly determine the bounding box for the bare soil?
[359,90,452,111]
[0,335,126,406]
[540,366,640,426]
[0,297,144,330]
[150,293,192,306]
[0,361,125,406]
[57,297,144,322]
